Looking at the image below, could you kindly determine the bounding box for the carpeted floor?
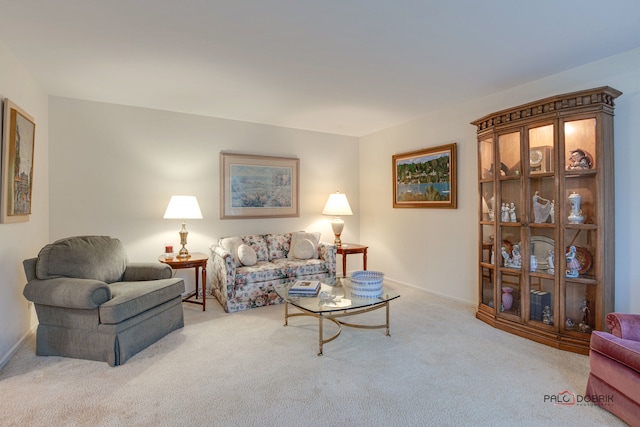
[0,283,626,426]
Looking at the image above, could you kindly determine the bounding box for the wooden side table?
[336,244,368,277]
[159,252,208,311]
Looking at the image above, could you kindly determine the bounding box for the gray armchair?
[23,236,185,366]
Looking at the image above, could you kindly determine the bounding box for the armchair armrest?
[123,263,172,281]
[606,313,640,342]
[23,277,111,309]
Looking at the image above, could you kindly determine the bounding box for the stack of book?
[288,280,320,296]
[530,289,551,321]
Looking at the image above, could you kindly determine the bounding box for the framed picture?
[220,152,299,219]
[1,99,36,223]
[392,143,457,209]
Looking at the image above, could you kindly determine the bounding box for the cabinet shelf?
[472,86,619,355]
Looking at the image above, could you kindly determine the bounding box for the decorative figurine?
[546,250,555,275]
[578,299,592,333]
[565,245,581,278]
[509,203,517,222]
[567,148,593,170]
[501,203,510,222]
[565,318,575,330]
[542,306,551,325]
[501,246,511,267]
[530,255,538,272]
[532,191,552,223]
[505,244,522,269]
[549,200,555,224]
[568,192,585,224]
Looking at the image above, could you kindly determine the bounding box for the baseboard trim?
[0,326,36,371]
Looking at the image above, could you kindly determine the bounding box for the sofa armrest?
[123,263,173,281]
[318,242,337,276]
[210,244,236,295]
[606,313,640,342]
[23,277,111,309]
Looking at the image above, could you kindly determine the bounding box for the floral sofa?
[210,231,336,312]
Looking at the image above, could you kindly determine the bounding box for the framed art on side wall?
[220,152,299,219]
[1,99,36,223]
[392,143,457,209]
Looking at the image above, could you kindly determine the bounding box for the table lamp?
[322,191,353,246]
[163,195,203,258]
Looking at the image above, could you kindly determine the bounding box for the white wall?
[360,47,640,313]
[48,98,360,292]
[0,42,49,366]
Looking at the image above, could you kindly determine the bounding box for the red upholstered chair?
[586,313,640,426]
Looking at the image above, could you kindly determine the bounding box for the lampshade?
[163,195,203,220]
[322,192,353,216]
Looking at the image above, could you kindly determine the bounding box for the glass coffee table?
[274,277,400,355]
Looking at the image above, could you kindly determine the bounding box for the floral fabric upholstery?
[210,233,336,313]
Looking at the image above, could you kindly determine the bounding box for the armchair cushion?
[591,331,640,373]
[122,263,173,281]
[36,236,127,283]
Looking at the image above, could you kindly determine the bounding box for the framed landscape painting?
[392,143,457,209]
[220,152,299,219]
[1,99,36,223]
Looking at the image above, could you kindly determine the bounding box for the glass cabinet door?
[562,117,598,335]
[478,136,496,310]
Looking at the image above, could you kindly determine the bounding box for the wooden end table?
[336,243,368,277]
[159,252,208,311]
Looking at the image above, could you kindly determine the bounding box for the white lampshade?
[322,192,353,216]
[163,195,203,219]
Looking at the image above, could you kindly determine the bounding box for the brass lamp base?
[177,221,191,258]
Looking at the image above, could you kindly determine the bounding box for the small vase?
[502,287,514,311]
[568,192,585,224]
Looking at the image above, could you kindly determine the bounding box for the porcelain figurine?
[532,191,552,223]
[565,245,581,278]
[509,203,516,222]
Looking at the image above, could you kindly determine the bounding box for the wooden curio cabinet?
[471,87,621,354]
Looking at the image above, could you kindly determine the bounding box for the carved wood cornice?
[471,86,622,132]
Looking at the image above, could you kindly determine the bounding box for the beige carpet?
[0,284,626,426]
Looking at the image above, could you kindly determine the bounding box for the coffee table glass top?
[274,277,400,314]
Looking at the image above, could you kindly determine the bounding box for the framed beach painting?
[220,152,299,219]
[392,143,457,209]
[1,99,36,223]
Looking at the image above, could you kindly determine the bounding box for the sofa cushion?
[242,235,269,261]
[271,258,329,276]
[288,231,320,260]
[100,278,185,324]
[36,236,127,284]
[238,244,257,266]
[220,237,244,267]
[235,261,290,284]
[266,233,291,260]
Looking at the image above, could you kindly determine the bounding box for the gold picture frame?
[220,152,299,219]
[392,143,457,209]
[1,99,36,223]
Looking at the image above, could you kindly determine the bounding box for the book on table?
[289,280,320,295]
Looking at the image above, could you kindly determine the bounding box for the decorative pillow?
[292,238,315,260]
[237,244,257,266]
[219,237,243,267]
[288,231,321,260]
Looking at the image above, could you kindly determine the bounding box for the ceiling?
[1,1,640,137]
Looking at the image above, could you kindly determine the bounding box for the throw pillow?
[288,231,320,260]
[292,238,315,260]
[237,244,257,266]
[219,237,243,267]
